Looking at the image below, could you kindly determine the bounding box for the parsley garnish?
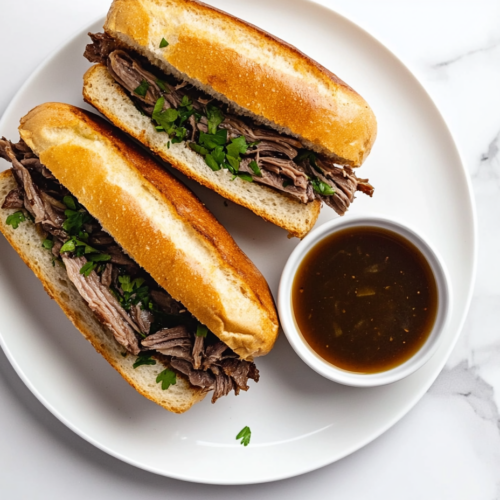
[189,142,209,156]
[248,160,262,176]
[159,38,169,48]
[196,323,208,337]
[62,195,77,210]
[133,352,157,369]
[59,237,98,255]
[156,368,177,390]
[311,178,335,196]
[79,254,112,277]
[62,209,93,236]
[42,238,54,250]
[236,426,251,446]
[206,104,225,135]
[134,79,150,97]
[205,154,221,171]
[6,211,26,229]
[237,173,253,183]
[198,129,227,149]
[297,150,322,174]
[155,78,168,92]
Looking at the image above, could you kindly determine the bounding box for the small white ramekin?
[278,214,452,387]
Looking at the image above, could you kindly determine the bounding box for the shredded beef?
[84,36,374,214]
[0,138,260,404]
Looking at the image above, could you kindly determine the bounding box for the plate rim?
[0,0,477,484]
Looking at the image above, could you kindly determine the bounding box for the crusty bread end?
[0,169,206,413]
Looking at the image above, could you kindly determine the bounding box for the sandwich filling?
[0,137,259,403]
[84,33,374,216]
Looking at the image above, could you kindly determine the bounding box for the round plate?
[0,0,475,484]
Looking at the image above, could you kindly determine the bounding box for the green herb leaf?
[119,275,134,293]
[62,195,77,210]
[206,104,225,135]
[79,261,96,277]
[155,78,168,92]
[205,154,221,171]
[226,136,249,158]
[59,239,76,253]
[311,178,335,196]
[189,142,209,156]
[133,352,157,369]
[180,95,191,107]
[134,79,150,97]
[172,127,187,144]
[248,160,261,176]
[87,253,111,262]
[297,150,322,174]
[156,368,177,390]
[237,173,253,183]
[211,145,226,165]
[196,324,208,337]
[198,129,227,150]
[236,426,251,446]
[42,238,54,250]
[167,141,171,149]
[62,210,92,235]
[159,37,169,48]
[226,155,240,172]
[153,96,165,115]
[6,211,26,229]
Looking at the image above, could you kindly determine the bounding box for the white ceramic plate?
[0,0,475,485]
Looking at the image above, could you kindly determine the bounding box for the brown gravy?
[292,226,438,373]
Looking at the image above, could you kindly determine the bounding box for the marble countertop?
[0,1,498,498]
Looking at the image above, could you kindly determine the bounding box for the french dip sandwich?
[83,0,377,238]
[0,103,279,413]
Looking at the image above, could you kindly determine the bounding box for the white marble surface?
[0,0,499,497]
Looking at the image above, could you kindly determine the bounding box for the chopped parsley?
[155,78,168,92]
[159,37,169,48]
[6,211,26,229]
[42,238,54,250]
[198,129,227,149]
[134,79,150,97]
[311,178,335,196]
[236,172,253,183]
[79,254,111,277]
[248,160,262,176]
[236,426,251,446]
[133,352,157,369]
[196,323,208,337]
[62,195,77,210]
[59,237,98,255]
[206,104,225,135]
[205,154,221,171]
[156,368,177,390]
[112,275,151,312]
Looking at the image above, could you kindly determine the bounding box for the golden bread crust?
[18,103,279,359]
[83,64,321,239]
[0,169,206,413]
[104,0,377,166]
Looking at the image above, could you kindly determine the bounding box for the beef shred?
[0,137,258,403]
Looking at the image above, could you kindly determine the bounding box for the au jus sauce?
[292,226,438,373]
